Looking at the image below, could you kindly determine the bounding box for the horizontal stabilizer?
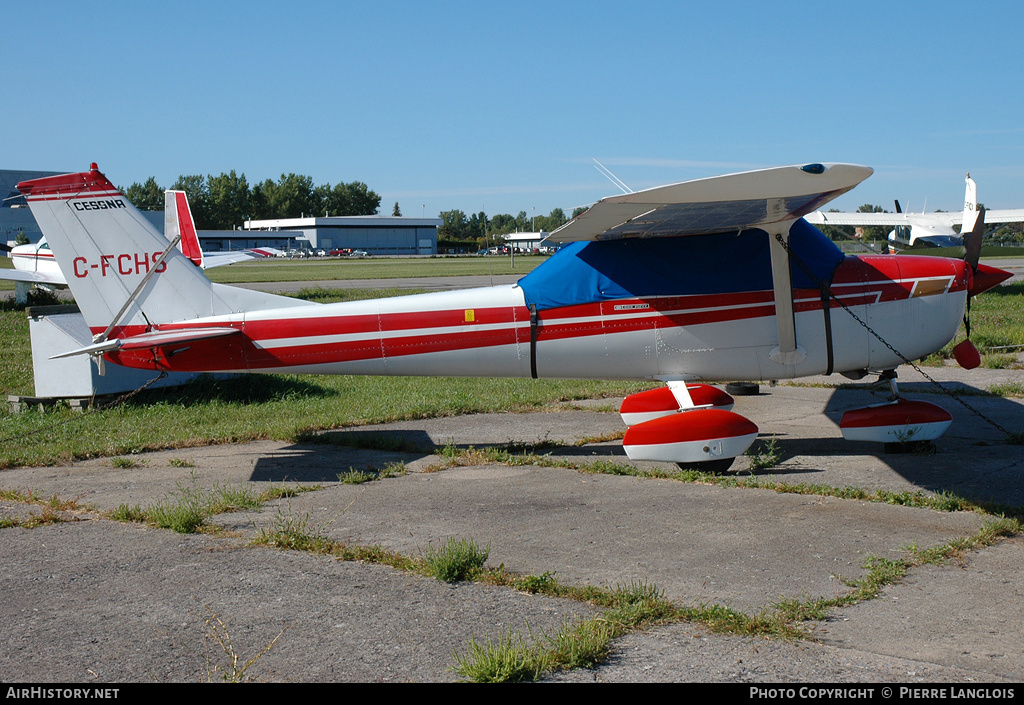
[548,163,872,243]
[50,326,241,359]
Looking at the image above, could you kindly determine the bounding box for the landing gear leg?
[878,368,899,401]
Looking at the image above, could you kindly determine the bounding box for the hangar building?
[1,170,65,243]
[3,170,439,256]
[243,215,440,255]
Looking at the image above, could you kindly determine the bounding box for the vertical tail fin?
[961,173,984,270]
[17,164,309,331]
[165,190,204,268]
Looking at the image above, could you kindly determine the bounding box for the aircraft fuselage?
[104,253,970,384]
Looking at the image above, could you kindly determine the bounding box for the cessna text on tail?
[1,187,279,302]
[17,163,1011,470]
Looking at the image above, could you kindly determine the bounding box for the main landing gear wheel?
[725,382,759,396]
[676,458,735,473]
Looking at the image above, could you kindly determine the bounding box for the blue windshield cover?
[519,219,844,311]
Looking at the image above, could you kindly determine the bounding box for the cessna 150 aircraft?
[1,189,279,302]
[805,174,1024,252]
[16,163,1012,470]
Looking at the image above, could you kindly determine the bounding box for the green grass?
[0,301,33,396]
[288,286,429,303]
[109,481,318,534]
[932,282,1024,358]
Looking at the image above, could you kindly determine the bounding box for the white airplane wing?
[806,207,1024,228]
[807,173,1024,230]
[984,209,1024,224]
[547,163,872,243]
[200,248,283,268]
[0,267,66,285]
[803,211,924,227]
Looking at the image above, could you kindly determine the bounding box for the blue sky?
[6,1,1024,221]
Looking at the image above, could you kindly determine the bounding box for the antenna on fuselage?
[592,159,633,194]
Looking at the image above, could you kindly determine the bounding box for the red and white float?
[839,399,953,443]
[622,408,758,464]
[619,384,734,426]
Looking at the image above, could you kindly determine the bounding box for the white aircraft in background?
[1,189,280,302]
[163,190,284,268]
[17,163,1012,470]
[804,174,1024,252]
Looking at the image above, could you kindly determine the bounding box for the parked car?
[349,250,370,258]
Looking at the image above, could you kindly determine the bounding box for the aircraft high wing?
[1,189,280,302]
[16,163,1012,470]
[804,174,1024,251]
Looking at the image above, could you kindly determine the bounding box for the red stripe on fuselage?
[96,254,969,373]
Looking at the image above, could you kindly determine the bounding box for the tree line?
[121,171,381,231]
[121,170,601,247]
[437,206,590,248]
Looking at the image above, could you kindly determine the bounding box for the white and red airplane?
[1,189,280,302]
[805,174,1024,252]
[15,163,1012,470]
[163,189,284,268]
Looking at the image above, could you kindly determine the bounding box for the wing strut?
[767,215,806,365]
[94,231,182,345]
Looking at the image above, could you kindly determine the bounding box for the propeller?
[955,184,1011,368]
[962,201,1010,297]
[962,205,984,275]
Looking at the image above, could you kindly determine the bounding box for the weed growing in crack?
[423,537,490,582]
[452,629,545,683]
[745,435,781,471]
[254,506,334,554]
[517,571,558,594]
[337,468,376,485]
[203,611,285,682]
